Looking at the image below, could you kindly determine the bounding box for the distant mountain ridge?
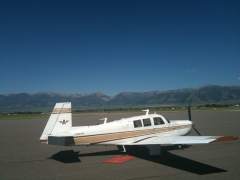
[0,85,240,112]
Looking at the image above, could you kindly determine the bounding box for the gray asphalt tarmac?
[0,110,240,180]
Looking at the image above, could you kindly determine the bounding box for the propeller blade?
[187,105,202,136]
[193,125,201,136]
[187,106,192,121]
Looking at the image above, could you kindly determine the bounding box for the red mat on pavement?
[103,155,135,164]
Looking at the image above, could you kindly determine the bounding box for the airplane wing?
[116,135,238,145]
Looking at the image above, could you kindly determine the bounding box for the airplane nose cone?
[184,120,192,125]
[186,120,193,127]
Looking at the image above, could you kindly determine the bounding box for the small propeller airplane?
[40,102,238,155]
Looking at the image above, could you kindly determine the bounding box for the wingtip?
[213,136,239,143]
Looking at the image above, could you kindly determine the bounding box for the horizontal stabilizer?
[48,136,74,146]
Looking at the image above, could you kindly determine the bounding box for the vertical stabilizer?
[40,102,72,142]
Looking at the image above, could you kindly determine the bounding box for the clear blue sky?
[0,0,239,95]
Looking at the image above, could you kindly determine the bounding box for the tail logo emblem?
[59,120,69,125]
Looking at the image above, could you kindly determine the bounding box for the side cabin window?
[133,120,142,128]
[143,118,151,127]
[153,117,165,125]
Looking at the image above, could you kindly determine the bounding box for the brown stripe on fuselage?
[52,108,71,114]
[73,124,191,145]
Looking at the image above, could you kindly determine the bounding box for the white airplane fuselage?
[53,113,192,146]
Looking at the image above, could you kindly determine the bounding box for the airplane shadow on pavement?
[50,150,81,163]
[50,149,122,163]
[49,145,227,175]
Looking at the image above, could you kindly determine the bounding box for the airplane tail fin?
[40,102,72,143]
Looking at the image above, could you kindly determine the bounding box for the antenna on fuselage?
[142,109,149,115]
[99,117,108,124]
